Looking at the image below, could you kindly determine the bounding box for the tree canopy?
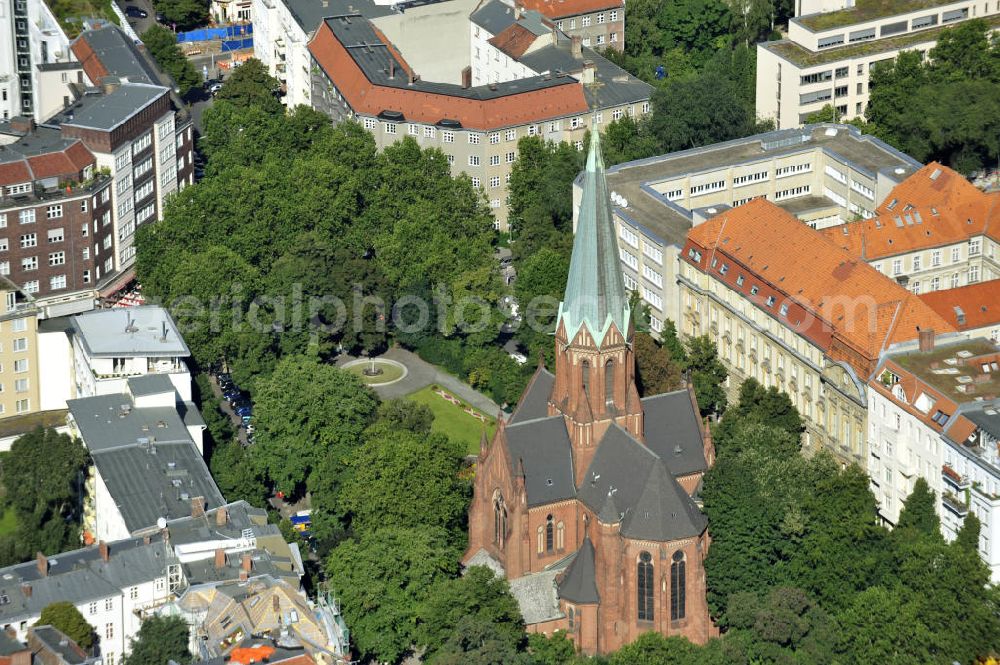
[863,20,1000,173]
[123,616,191,665]
[141,25,201,97]
[36,602,95,650]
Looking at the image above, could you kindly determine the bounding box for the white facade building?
[0,0,75,122]
[69,305,192,402]
[756,0,1000,128]
[869,335,1000,582]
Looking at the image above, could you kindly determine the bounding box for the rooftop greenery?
[48,0,119,38]
[765,14,1000,66]
[797,0,958,31]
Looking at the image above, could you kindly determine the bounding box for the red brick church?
[463,131,717,655]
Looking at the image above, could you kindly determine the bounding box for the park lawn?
[407,386,496,455]
[0,507,17,537]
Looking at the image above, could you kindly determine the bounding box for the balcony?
[942,464,970,491]
[1,173,110,207]
[942,491,969,518]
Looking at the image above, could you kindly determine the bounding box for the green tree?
[208,439,269,508]
[684,335,728,415]
[608,632,707,665]
[633,331,683,396]
[338,428,469,541]
[213,58,282,113]
[1,427,87,558]
[123,616,191,665]
[326,526,459,663]
[416,566,525,660]
[508,137,581,260]
[895,477,941,540]
[728,377,803,437]
[526,632,578,665]
[36,602,95,650]
[141,25,201,97]
[253,354,378,496]
[837,585,932,664]
[375,398,434,435]
[514,247,570,368]
[955,511,982,553]
[152,0,209,31]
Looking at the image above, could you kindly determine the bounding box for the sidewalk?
[337,347,501,415]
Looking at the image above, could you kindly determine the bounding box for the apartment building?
[0,279,38,421]
[920,279,1000,342]
[0,118,114,314]
[678,198,953,461]
[0,0,78,122]
[309,0,650,228]
[757,0,1000,128]
[577,123,919,330]
[0,501,303,665]
[514,0,624,50]
[69,305,192,401]
[822,162,1000,293]
[870,335,1000,582]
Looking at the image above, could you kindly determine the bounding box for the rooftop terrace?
[891,337,1000,404]
[797,0,954,31]
[764,14,1000,67]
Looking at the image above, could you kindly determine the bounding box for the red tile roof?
[71,36,109,86]
[516,0,623,19]
[0,161,32,186]
[919,279,1000,332]
[308,19,589,131]
[821,162,1000,260]
[489,23,541,59]
[684,198,955,378]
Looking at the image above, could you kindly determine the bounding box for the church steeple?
[558,129,630,348]
[549,129,643,485]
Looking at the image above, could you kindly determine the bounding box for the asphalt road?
[117,0,155,36]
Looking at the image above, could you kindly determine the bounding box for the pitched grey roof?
[557,536,598,604]
[127,373,175,397]
[504,416,576,507]
[29,626,93,665]
[578,425,706,542]
[470,0,519,33]
[0,631,24,656]
[77,26,161,85]
[71,305,189,357]
[0,502,283,625]
[641,390,709,477]
[558,129,630,347]
[510,367,554,425]
[283,0,395,33]
[519,44,651,107]
[92,442,225,533]
[620,459,707,541]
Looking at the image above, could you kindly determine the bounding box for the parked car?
[124,6,148,18]
[208,82,224,95]
[155,11,166,22]
[235,406,253,418]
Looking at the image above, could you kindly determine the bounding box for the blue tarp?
[176,23,252,43]
[221,37,253,51]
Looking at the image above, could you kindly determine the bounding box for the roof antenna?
[160,321,167,341]
[125,311,138,333]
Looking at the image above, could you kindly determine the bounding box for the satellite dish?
[156,517,168,529]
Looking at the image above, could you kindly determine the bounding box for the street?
[116,0,155,35]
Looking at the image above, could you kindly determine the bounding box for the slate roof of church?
[509,367,555,425]
[504,415,576,507]
[642,391,709,476]
[557,536,599,604]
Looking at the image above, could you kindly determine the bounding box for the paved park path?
[337,347,501,416]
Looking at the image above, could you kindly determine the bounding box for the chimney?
[461,66,471,89]
[488,81,497,91]
[580,60,596,84]
[20,583,31,598]
[571,35,582,59]
[36,552,47,577]
[514,3,522,19]
[101,76,121,95]
[407,71,415,86]
[241,553,252,573]
[191,496,206,518]
[388,60,395,79]
[918,328,935,353]
[10,116,35,134]
[216,506,229,527]
[99,541,109,562]
[550,26,558,46]
[239,570,248,582]
[214,548,226,569]
[143,535,151,545]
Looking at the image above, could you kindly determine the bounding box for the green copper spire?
[557,129,630,347]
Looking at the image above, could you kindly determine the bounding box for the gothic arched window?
[492,491,507,549]
[671,551,686,621]
[556,521,565,550]
[605,359,615,405]
[637,551,654,621]
[581,360,590,394]
[545,515,555,552]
